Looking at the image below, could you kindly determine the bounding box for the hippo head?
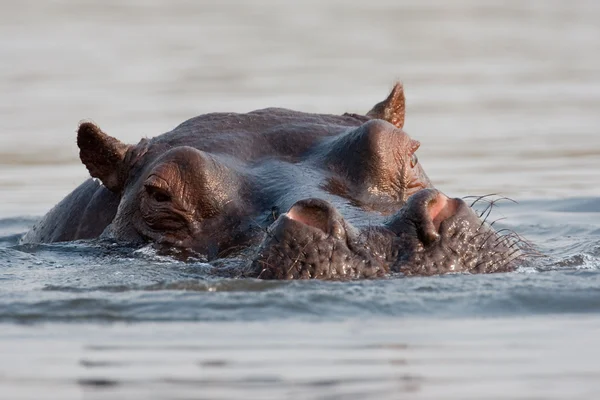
[73,83,524,278]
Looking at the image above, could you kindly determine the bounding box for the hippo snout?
[250,188,524,279]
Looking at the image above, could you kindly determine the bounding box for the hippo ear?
[77,122,131,193]
[367,82,405,129]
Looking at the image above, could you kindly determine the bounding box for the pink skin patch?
[287,206,329,233]
[428,193,459,232]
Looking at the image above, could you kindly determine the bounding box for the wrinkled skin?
[22,83,523,279]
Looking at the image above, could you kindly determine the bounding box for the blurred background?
[0,0,599,217]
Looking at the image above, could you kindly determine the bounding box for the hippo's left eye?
[410,153,418,168]
[145,184,172,203]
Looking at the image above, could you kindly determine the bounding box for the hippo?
[22,83,525,279]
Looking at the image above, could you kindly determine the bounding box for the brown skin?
[22,83,523,279]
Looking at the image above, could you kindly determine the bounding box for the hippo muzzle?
[251,189,523,280]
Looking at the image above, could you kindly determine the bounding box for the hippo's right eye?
[410,153,418,168]
[145,185,172,203]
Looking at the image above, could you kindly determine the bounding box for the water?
[1,0,600,398]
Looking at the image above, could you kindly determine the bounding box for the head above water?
[23,83,527,278]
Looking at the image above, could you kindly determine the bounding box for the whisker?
[478,201,494,219]
[286,241,311,276]
[248,217,281,243]
[488,217,507,228]
[470,230,491,241]
[478,231,500,251]
[464,194,518,218]
[464,193,498,208]
[492,247,523,271]
[488,228,514,239]
[491,232,522,250]
[256,257,276,279]
[478,227,522,253]
[478,198,505,228]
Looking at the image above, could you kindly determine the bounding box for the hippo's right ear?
[367,82,406,129]
[77,122,131,193]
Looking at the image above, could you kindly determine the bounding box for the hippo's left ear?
[77,122,132,193]
[367,82,405,129]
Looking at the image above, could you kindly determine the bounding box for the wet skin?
[22,84,523,279]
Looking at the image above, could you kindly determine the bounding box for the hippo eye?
[145,185,172,203]
[410,153,418,168]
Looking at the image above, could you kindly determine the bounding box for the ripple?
[42,279,287,293]
[0,197,599,323]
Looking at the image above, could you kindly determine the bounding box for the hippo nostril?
[428,192,459,232]
[287,204,329,233]
[414,192,460,245]
[286,199,347,238]
[387,189,461,246]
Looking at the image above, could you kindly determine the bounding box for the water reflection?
[3,318,599,399]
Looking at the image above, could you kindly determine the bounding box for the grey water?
[1,0,600,399]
